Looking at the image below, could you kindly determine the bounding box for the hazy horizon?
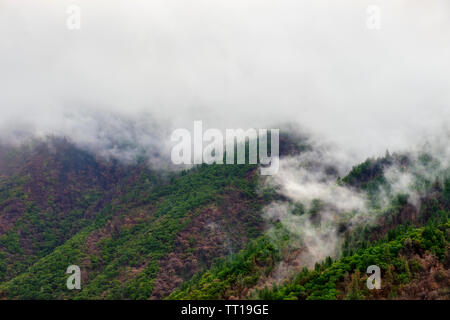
[1,0,449,167]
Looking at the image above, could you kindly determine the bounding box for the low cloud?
[0,0,449,165]
[261,132,450,274]
[262,147,373,269]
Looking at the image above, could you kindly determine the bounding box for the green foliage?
[0,160,261,299]
[168,232,286,300]
[443,177,450,208]
[0,140,448,301]
[253,218,449,300]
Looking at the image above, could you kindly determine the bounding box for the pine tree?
[346,269,364,300]
[405,259,412,281]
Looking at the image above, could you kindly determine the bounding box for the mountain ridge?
[0,135,448,300]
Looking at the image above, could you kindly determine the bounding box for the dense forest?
[0,137,448,299]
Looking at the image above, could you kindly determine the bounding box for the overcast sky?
[0,0,449,164]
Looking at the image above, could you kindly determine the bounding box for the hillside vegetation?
[0,137,448,300]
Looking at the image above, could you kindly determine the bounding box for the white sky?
[0,0,449,163]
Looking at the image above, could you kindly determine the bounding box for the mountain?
[0,136,448,300]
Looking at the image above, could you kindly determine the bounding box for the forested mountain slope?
[0,137,448,300]
[0,138,267,299]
